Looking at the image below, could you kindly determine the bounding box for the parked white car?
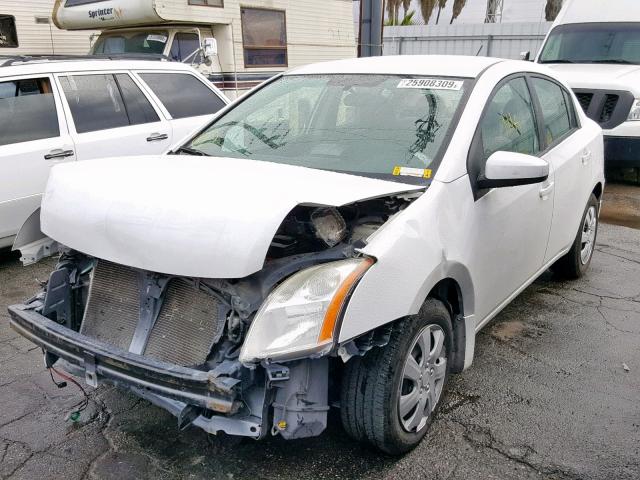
[0,57,228,249]
[8,55,604,455]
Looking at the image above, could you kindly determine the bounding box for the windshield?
[92,31,169,55]
[539,22,640,65]
[186,74,469,183]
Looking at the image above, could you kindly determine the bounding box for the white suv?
[0,56,228,249]
[536,0,640,169]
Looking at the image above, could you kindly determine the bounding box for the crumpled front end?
[8,251,338,439]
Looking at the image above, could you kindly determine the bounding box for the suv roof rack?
[0,53,171,67]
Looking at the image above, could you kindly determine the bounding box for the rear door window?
[113,74,160,126]
[59,73,160,133]
[139,72,226,119]
[0,78,60,146]
[531,77,574,147]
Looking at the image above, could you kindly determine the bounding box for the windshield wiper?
[539,59,574,64]
[171,146,206,156]
[588,59,636,64]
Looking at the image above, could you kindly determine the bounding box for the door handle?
[147,133,169,142]
[581,150,592,165]
[539,182,554,199]
[44,149,74,160]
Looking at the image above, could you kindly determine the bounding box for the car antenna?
[475,45,484,56]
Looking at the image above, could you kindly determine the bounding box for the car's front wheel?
[340,299,452,455]
[551,193,599,279]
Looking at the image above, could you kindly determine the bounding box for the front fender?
[338,180,476,344]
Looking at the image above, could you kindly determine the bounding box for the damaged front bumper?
[7,304,267,436]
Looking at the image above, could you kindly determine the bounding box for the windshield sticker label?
[393,166,432,179]
[397,79,463,90]
[147,35,168,43]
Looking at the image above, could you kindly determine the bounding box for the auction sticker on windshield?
[397,79,463,90]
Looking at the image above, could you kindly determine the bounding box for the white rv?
[53,0,357,98]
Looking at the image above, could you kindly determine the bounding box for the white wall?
[384,21,552,59]
[0,0,96,55]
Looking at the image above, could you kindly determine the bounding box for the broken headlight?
[239,257,373,364]
[311,207,347,247]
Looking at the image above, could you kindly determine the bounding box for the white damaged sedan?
[8,55,604,454]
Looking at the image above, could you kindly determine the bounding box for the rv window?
[170,33,201,63]
[188,0,223,7]
[0,78,59,146]
[0,15,18,48]
[92,31,168,56]
[241,8,287,68]
[140,73,226,119]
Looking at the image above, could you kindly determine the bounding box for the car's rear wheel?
[340,299,452,455]
[551,193,599,279]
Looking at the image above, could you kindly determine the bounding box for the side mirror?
[477,151,549,189]
[519,51,531,61]
[203,38,218,58]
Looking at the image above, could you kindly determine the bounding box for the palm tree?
[435,0,448,24]
[450,0,467,24]
[402,0,412,17]
[545,0,563,21]
[419,0,438,25]
[386,0,397,26]
[386,0,405,26]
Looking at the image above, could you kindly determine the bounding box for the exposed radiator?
[80,260,224,366]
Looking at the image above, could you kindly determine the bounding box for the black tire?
[551,193,599,280]
[340,298,453,455]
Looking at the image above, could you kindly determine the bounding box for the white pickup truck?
[537,0,640,168]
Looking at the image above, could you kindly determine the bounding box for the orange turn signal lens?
[318,257,374,343]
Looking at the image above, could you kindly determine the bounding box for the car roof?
[286,55,504,78]
[0,58,199,77]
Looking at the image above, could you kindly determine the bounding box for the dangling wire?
[49,367,90,418]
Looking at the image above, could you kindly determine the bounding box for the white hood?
[546,64,640,95]
[41,156,422,278]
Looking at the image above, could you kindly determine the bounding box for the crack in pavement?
[595,248,640,266]
[440,391,481,415]
[82,397,114,480]
[0,396,110,480]
[570,287,640,303]
[2,453,35,480]
[596,307,640,335]
[450,419,583,480]
[80,394,174,479]
[0,412,32,431]
[0,441,9,465]
[543,288,640,333]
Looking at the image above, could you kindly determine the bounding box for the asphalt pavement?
[0,192,638,480]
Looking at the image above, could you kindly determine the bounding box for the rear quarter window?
[0,78,60,146]
[139,72,226,119]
